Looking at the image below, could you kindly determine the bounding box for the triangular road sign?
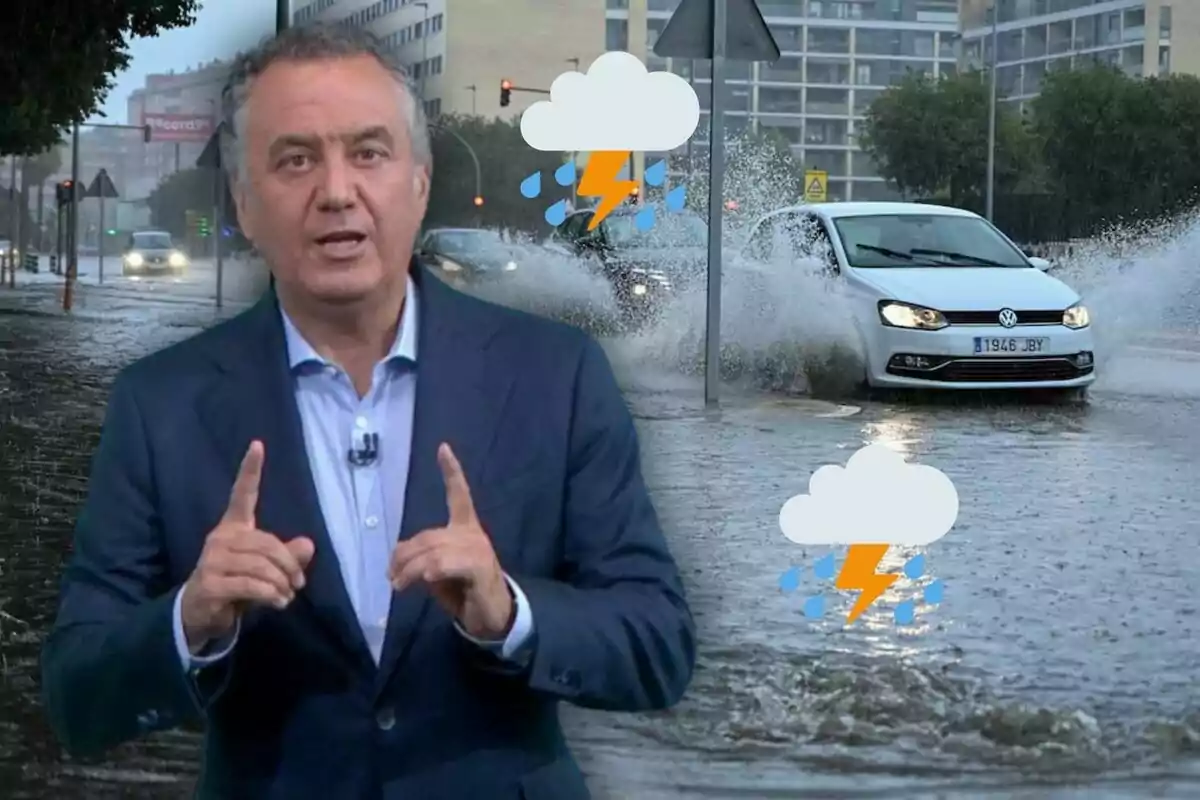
[807,178,822,194]
[196,123,225,170]
[85,168,119,199]
[654,0,781,62]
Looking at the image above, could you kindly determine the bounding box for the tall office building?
[608,0,961,201]
[959,1,1198,105]
[293,0,605,119]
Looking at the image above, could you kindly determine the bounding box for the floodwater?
[1,218,1199,798]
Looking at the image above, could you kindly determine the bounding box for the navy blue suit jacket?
[41,266,695,799]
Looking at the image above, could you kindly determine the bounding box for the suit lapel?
[196,293,375,673]
[373,268,516,698]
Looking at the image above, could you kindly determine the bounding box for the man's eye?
[282,154,310,169]
[357,149,385,162]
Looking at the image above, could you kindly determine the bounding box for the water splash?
[554,161,576,187]
[520,172,541,199]
[644,159,667,187]
[544,200,568,226]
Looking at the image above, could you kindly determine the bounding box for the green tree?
[1031,65,1200,226]
[147,167,232,239]
[0,1,200,156]
[858,70,1035,204]
[425,114,569,234]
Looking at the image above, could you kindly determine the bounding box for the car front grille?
[942,309,1064,326]
[887,354,1094,383]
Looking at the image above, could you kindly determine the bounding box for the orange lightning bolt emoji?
[835,544,898,624]
[578,150,636,231]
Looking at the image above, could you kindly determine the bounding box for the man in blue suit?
[41,23,694,800]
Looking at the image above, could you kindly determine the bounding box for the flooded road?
[1,249,1198,798]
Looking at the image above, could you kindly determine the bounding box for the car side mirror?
[1028,256,1051,271]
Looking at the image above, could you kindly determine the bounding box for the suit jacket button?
[375,707,396,731]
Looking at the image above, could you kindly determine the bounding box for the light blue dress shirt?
[171,276,534,672]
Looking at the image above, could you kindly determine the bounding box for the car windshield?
[605,211,707,248]
[833,214,1029,268]
[132,233,173,250]
[428,230,502,255]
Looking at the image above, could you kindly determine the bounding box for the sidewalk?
[0,278,253,324]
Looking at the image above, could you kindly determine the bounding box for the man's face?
[234,55,429,305]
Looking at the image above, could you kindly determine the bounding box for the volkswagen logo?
[998,308,1018,328]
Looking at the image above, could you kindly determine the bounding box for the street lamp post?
[276,0,289,33]
[985,2,999,222]
[414,2,430,103]
[465,84,477,115]
[430,123,483,206]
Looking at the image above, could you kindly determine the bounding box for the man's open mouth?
[315,231,366,246]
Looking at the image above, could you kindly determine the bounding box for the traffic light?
[196,214,211,237]
[500,79,512,108]
[143,124,152,143]
[55,180,76,206]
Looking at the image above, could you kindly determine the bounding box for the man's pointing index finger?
[437,443,476,525]
[224,440,264,525]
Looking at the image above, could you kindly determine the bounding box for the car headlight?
[1062,303,1090,329]
[168,251,187,267]
[878,300,948,330]
[439,258,463,273]
[125,252,144,267]
[503,260,517,271]
[632,283,648,296]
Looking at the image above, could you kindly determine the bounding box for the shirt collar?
[280,274,418,370]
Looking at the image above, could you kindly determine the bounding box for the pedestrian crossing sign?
[804,170,828,202]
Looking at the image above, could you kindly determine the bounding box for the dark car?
[548,204,708,327]
[415,228,521,287]
[122,230,188,277]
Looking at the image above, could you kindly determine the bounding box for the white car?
[743,202,1095,394]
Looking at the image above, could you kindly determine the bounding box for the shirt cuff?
[454,574,534,662]
[172,586,239,673]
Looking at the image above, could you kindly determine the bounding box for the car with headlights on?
[415,228,522,287]
[547,204,708,328]
[122,230,188,277]
[742,202,1095,396]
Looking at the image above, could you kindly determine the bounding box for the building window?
[1160,6,1171,39]
[805,87,849,115]
[804,149,847,176]
[759,87,803,114]
[807,58,850,85]
[606,19,628,51]
[808,27,850,55]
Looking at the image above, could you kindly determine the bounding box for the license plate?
[973,337,1049,354]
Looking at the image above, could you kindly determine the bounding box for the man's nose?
[316,156,356,212]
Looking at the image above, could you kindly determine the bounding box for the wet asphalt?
[1,251,1198,798]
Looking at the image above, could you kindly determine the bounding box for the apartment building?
[609,0,961,201]
[959,1,1199,104]
[293,0,605,119]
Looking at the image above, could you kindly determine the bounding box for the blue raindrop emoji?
[520,172,542,199]
[665,186,686,212]
[813,553,836,580]
[635,206,656,231]
[803,595,826,619]
[544,199,568,226]
[554,161,576,187]
[644,159,667,187]
[779,566,801,593]
[924,579,945,605]
[904,554,926,580]
[894,599,916,625]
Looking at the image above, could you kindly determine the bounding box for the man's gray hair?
[219,23,432,185]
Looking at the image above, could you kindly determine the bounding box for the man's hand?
[180,440,315,653]
[388,444,513,640]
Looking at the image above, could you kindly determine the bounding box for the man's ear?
[232,179,254,241]
[412,168,430,203]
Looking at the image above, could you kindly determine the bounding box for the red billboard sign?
[143,113,214,143]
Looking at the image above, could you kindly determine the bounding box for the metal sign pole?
[98,193,105,284]
[703,0,728,409]
[215,169,224,308]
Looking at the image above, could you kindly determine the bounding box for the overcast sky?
[94,0,277,123]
